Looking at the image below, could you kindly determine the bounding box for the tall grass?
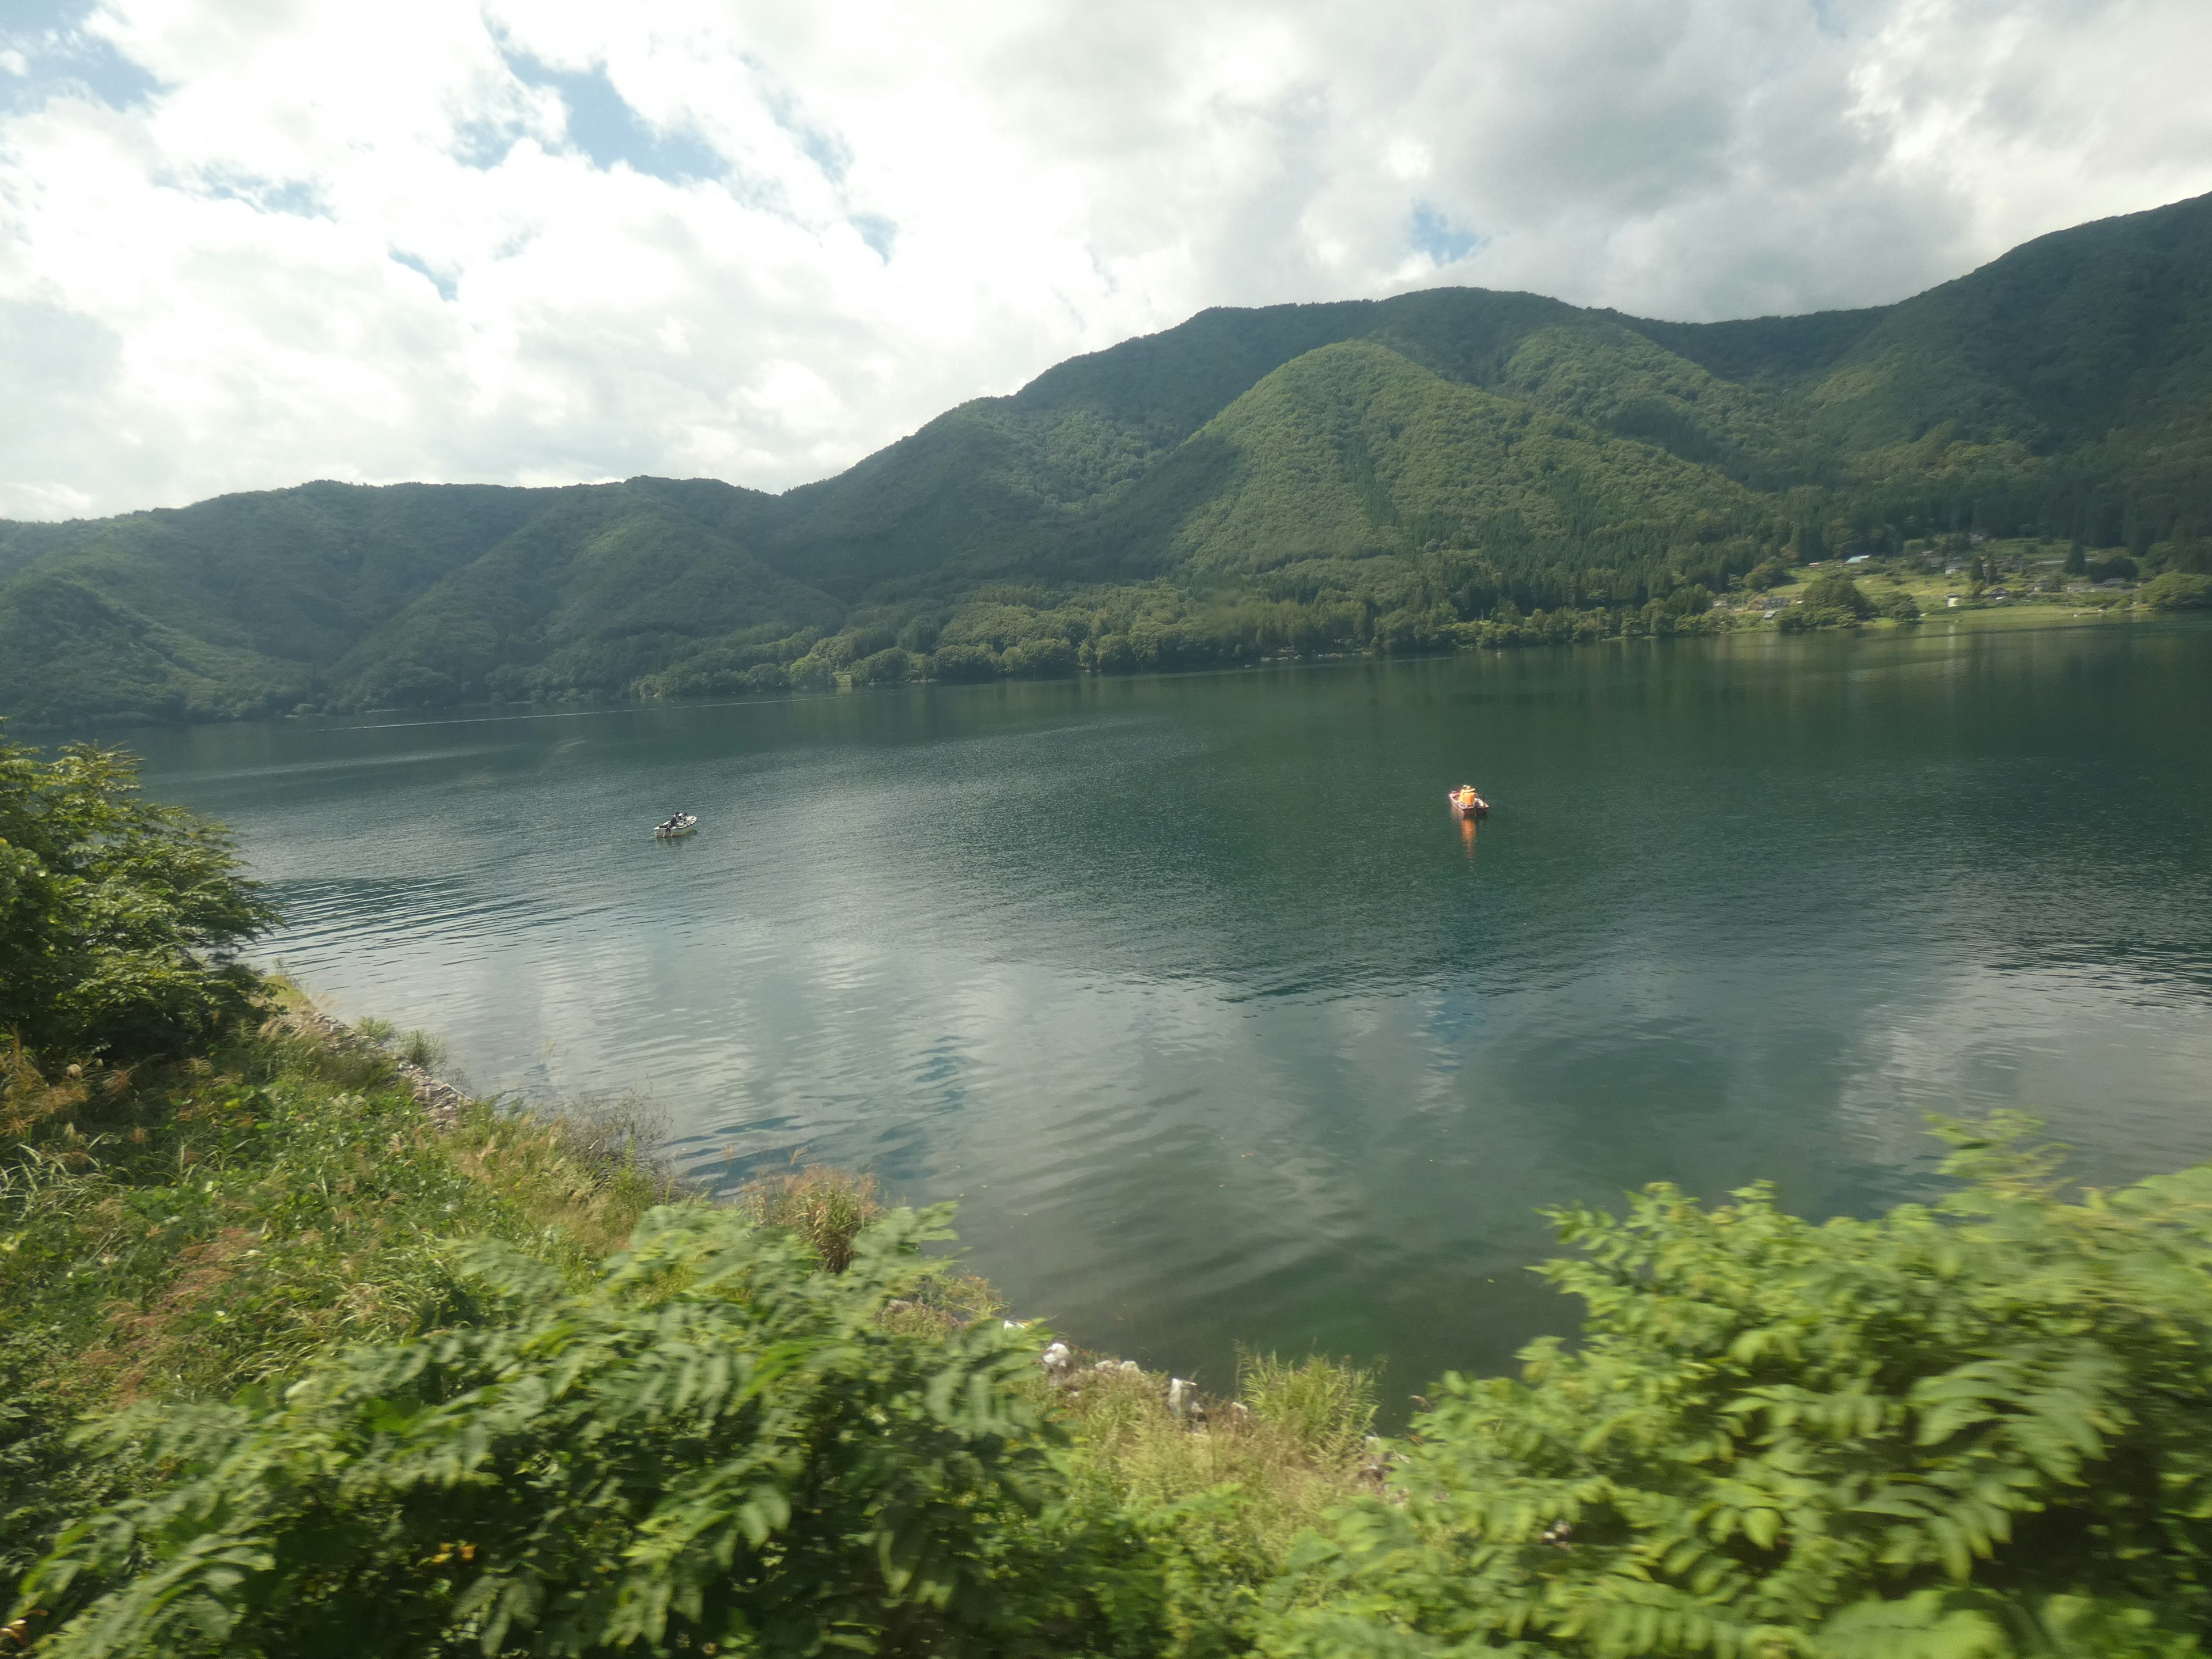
[1060,1350,1378,1546]
[447,1092,683,1257]
[6,1005,1378,1645]
[0,1013,687,1579]
[1051,1348,1381,1653]
[737,1160,885,1272]
[1236,1347,1378,1464]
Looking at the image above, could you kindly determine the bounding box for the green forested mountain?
[5,191,2211,725]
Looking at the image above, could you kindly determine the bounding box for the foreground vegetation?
[12,731,2212,1656]
[6,191,2212,725]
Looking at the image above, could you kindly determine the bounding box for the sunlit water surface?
[118,623,2212,1400]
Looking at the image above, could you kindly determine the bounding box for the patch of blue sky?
[791,124,849,184]
[749,70,850,185]
[497,47,724,185]
[851,213,896,261]
[0,2,164,114]
[390,252,458,302]
[1411,204,1484,266]
[452,116,526,171]
[200,172,328,218]
[2,0,98,36]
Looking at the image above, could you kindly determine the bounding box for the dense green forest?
[14,734,2212,1656]
[5,191,2212,726]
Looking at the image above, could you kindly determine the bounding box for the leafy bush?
[1002,637,1079,677]
[851,646,912,686]
[16,1205,1135,1658]
[1796,573,1872,616]
[928,644,1003,683]
[0,1000,694,1578]
[0,730,272,1060]
[2141,571,2212,610]
[1876,588,1922,622]
[1268,1120,2212,1658]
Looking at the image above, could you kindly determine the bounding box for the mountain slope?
[332,491,842,709]
[5,190,2211,725]
[1803,192,2212,454]
[1162,340,1760,575]
[0,483,548,722]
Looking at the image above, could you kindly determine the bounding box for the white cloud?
[0,0,2208,518]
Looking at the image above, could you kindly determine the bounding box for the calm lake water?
[120,622,2212,1402]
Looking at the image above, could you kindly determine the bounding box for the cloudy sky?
[2,0,2209,521]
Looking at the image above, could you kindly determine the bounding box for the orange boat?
[1448,786,1489,819]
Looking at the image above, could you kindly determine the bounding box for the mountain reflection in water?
[122,622,2212,1404]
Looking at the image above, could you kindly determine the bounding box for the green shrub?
[851,646,912,685]
[16,1205,1137,1658]
[1776,606,1858,632]
[1877,588,1922,622]
[1267,1120,2212,1658]
[1003,637,1078,677]
[1796,573,1872,616]
[0,729,272,1060]
[2142,571,2212,610]
[929,643,1003,683]
[0,1009,695,1581]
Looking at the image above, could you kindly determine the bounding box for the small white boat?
[653,813,698,839]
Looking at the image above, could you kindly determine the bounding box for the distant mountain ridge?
[5,191,2210,726]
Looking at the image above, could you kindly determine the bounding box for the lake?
[120,620,2212,1403]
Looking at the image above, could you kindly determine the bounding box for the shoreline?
[31,598,2192,740]
[289,993,1264,1427]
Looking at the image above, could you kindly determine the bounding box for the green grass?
[734,1158,885,1273]
[1056,1349,1377,1551]
[1038,1346,1381,1653]
[2,999,1374,1650]
[1719,539,2170,639]
[0,1004,684,1580]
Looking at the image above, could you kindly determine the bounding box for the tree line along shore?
[635,533,2209,706]
[10,725,2212,1657]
